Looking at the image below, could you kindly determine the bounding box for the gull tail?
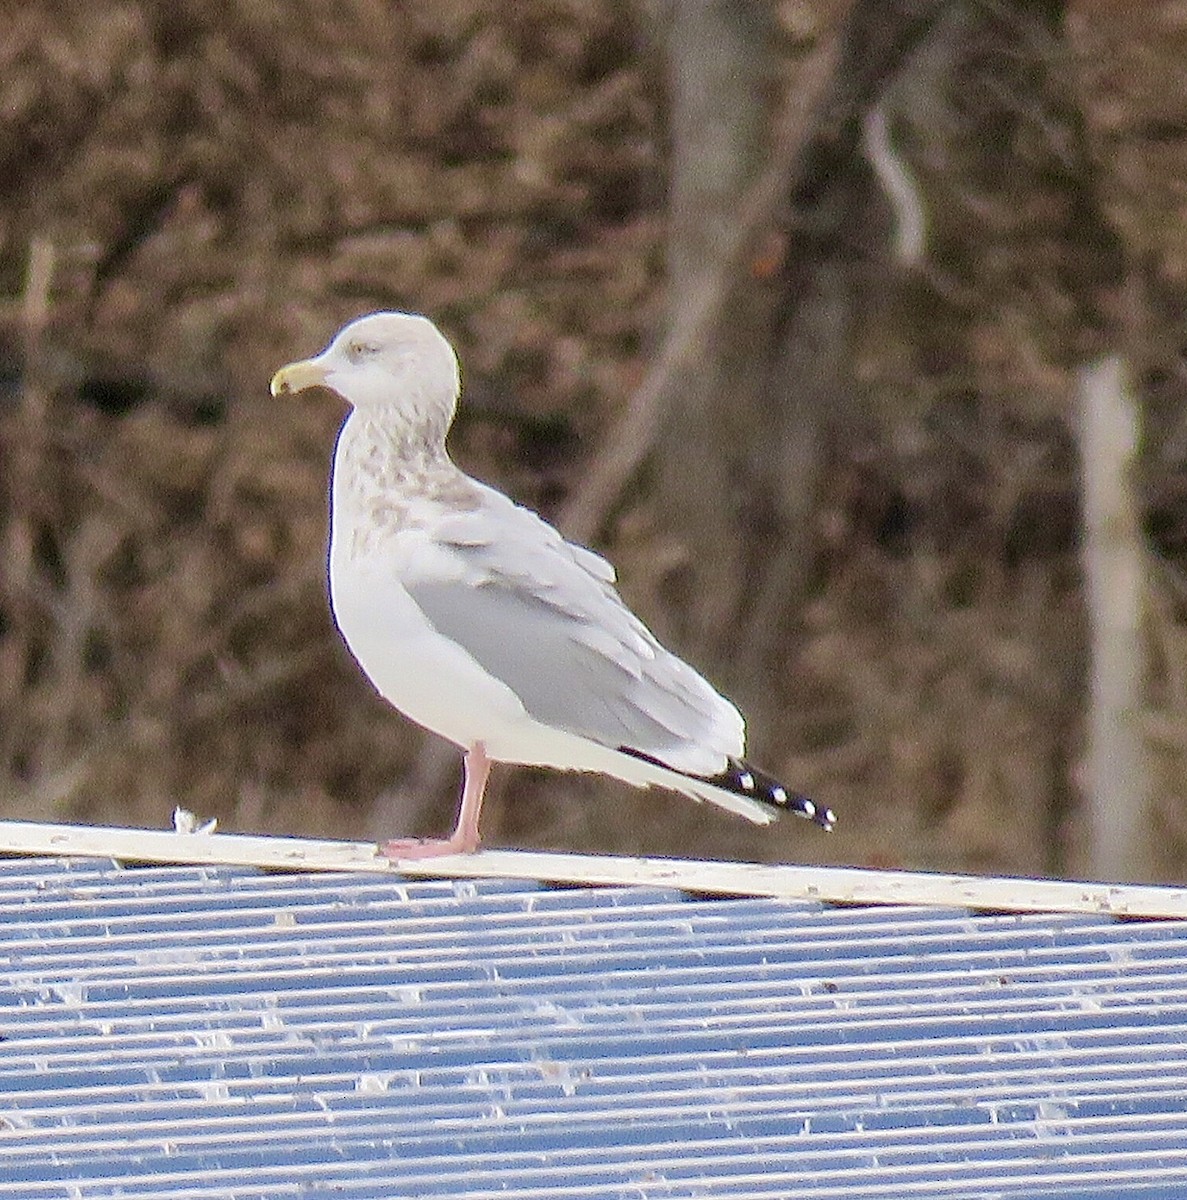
[617,748,835,830]
[702,757,835,830]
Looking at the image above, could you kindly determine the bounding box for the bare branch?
[558,38,840,545]
[862,102,927,266]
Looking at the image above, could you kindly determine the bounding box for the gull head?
[271,311,461,441]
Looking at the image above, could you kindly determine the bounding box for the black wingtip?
[709,758,835,831]
[616,747,835,831]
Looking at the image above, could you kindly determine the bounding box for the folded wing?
[402,483,745,777]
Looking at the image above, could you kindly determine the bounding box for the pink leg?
[381,742,490,862]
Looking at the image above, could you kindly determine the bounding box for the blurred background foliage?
[1,0,1185,881]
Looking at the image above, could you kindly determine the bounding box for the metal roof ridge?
[2,818,1187,918]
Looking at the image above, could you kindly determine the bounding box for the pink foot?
[381,742,489,863]
[380,833,480,862]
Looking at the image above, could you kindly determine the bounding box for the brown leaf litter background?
[3,0,1187,880]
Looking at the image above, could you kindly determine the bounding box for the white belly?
[329,547,529,753]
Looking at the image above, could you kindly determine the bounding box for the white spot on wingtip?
[802,798,816,819]
[771,785,786,803]
[739,772,755,791]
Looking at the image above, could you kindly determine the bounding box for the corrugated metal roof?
[3,856,1187,1199]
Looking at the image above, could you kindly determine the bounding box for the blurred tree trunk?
[1077,356,1151,882]
[654,0,947,689]
[742,1,949,688]
[655,0,774,669]
[1066,2,1187,880]
[738,182,858,687]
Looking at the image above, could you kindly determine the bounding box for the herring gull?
[270,312,835,859]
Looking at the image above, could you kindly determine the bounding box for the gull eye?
[346,340,380,362]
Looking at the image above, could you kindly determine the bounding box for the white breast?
[329,490,533,755]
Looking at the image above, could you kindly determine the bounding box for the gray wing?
[403,484,743,774]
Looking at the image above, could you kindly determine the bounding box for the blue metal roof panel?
[2,858,1187,1198]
